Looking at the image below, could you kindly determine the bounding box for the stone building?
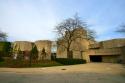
[35,40,51,60]
[56,38,125,63]
[57,39,93,58]
[56,28,125,63]
[12,41,32,60]
[11,28,125,63]
[51,41,57,59]
[85,39,125,63]
[12,39,125,63]
[13,40,52,60]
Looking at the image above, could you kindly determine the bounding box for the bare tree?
[87,28,96,40]
[0,30,7,41]
[55,15,95,59]
[117,24,125,34]
[116,24,125,64]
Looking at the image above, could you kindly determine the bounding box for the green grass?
[0,61,6,67]
[0,58,86,68]
[31,61,63,67]
[0,60,63,68]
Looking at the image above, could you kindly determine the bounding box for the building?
[35,40,51,60]
[12,41,32,60]
[13,40,52,60]
[51,41,57,60]
[85,39,125,63]
[11,28,125,63]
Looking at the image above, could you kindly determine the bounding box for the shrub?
[0,57,4,62]
[2,58,62,68]
[30,44,38,60]
[55,58,86,65]
[6,59,29,68]
[31,60,63,67]
[0,42,12,57]
[1,57,29,68]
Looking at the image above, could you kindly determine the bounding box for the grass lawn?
[0,61,6,67]
[0,58,86,68]
[0,60,63,68]
[30,60,63,67]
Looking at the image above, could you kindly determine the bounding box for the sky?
[0,0,125,42]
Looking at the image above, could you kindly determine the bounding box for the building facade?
[12,38,125,63]
[85,39,125,63]
[35,40,51,60]
[12,41,32,60]
[11,28,125,63]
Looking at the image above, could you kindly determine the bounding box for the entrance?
[90,56,102,62]
[51,53,56,60]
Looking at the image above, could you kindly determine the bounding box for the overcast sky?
[0,0,125,42]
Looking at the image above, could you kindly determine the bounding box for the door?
[90,56,102,62]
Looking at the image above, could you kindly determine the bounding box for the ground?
[0,63,125,83]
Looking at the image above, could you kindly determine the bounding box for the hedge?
[0,58,63,68]
[0,57,4,62]
[0,42,12,57]
[55,58,86,65]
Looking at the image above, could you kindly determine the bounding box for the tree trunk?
[67,48,70,58]
[67,48,73,59]
[29,54,32,67]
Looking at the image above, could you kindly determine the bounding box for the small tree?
[0,29,9,60]
[30,44,38,66]
[16,47,23,60]
[0,42,12,61]
[41,48,46,60]
[0,30,7,41]
[3,42,12,57]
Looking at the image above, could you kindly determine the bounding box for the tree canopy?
[117,24,125,34]
[30,43,38,59]
[0,30,7,41]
